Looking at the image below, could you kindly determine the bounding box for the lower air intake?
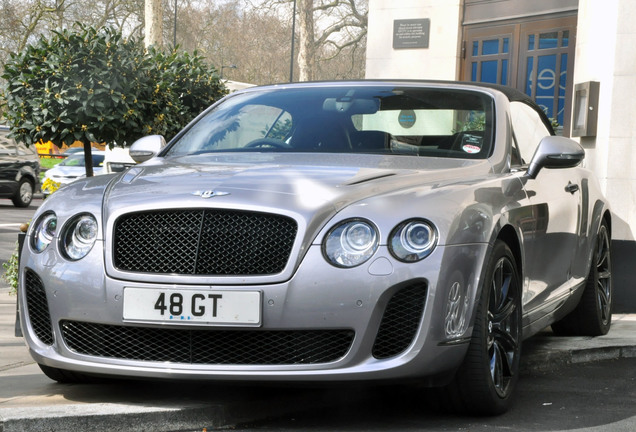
[61,321,355,365]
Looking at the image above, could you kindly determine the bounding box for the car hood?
[103,153,491,219]
[47,166,85,177]
[47,166,103,178]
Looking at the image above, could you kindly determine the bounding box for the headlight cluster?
[323,219,379,268]
[30,212,98,260]
[31,212,57,253]
[323,218,437,268]
[389,219,437,262]
[62,214,99,260]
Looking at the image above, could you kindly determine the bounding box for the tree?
[1,24,226,176]
[297,0,316,81]
[145,0,162,47]
[248,0,368,81]
[145,47,227,138]
[168,0,296,85]
[0,0,368,92]
[0,0,145,66]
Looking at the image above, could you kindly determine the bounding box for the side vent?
[372,283,427,359]
[24,269,54,345]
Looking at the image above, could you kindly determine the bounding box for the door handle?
[565,182,579,194]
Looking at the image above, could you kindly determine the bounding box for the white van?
[103,146,136,173]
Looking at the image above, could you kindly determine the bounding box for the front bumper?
[19,242,489,384]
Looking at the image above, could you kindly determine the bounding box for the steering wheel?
[245,138,292,149]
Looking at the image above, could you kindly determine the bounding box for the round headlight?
[389,219,437,262]
[31,212,57,253]
[62,214,98,260]
[323,219,378,268]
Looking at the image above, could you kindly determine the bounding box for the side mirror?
[129,135,166,163]
[526,136,585,179]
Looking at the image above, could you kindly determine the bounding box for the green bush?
[1,23,227,150]
[2,243,19,295]
[146,47,227,139]
[1,24,228,292]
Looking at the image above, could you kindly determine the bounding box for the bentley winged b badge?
[192,190,231,198]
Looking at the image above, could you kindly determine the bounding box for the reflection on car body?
[19,81,612,415]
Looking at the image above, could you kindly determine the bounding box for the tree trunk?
[144,0,162,47]
[297,0,315,82]
[83,141,94,178]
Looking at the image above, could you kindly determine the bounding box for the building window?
[469,36,512,85]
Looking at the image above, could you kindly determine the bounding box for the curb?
[521,344,636,374]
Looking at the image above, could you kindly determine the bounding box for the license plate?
[123,288,261,326]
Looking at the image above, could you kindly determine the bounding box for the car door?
[0,138,18,195]
[511,102,584,321]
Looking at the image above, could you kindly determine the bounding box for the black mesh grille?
[113,209,298,275]
[61,321,354,365]
[24,269,54,345]
[372,283,427,359]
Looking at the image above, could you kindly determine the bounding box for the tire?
[442,240,522,415]
[12,178,34,207]
[38,364,100,384]
[552,219,612,336]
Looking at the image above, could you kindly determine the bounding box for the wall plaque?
[393,18,430,49]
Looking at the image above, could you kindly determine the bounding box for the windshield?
[60,154,105,167]
[165,85,495,159]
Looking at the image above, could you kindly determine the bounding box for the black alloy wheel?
[487,253,521,398]
[594,222,612,328]
[552,219,612,336]
[442,240,521,415]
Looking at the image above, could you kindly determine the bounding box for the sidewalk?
[2,285,636,431]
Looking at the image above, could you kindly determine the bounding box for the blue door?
[463,17,576,134]
[522,30,572,129]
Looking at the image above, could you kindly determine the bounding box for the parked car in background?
[61,147,100,158]
[19,81,612,415]
[42,151,105,194]
[0,125,40,207]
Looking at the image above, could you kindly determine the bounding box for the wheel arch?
[586,201,612,272]
[16,169,37,186]
[469,223,523,328]
[602,209,612,237]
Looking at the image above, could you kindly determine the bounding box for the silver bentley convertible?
[19,81,612,415]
